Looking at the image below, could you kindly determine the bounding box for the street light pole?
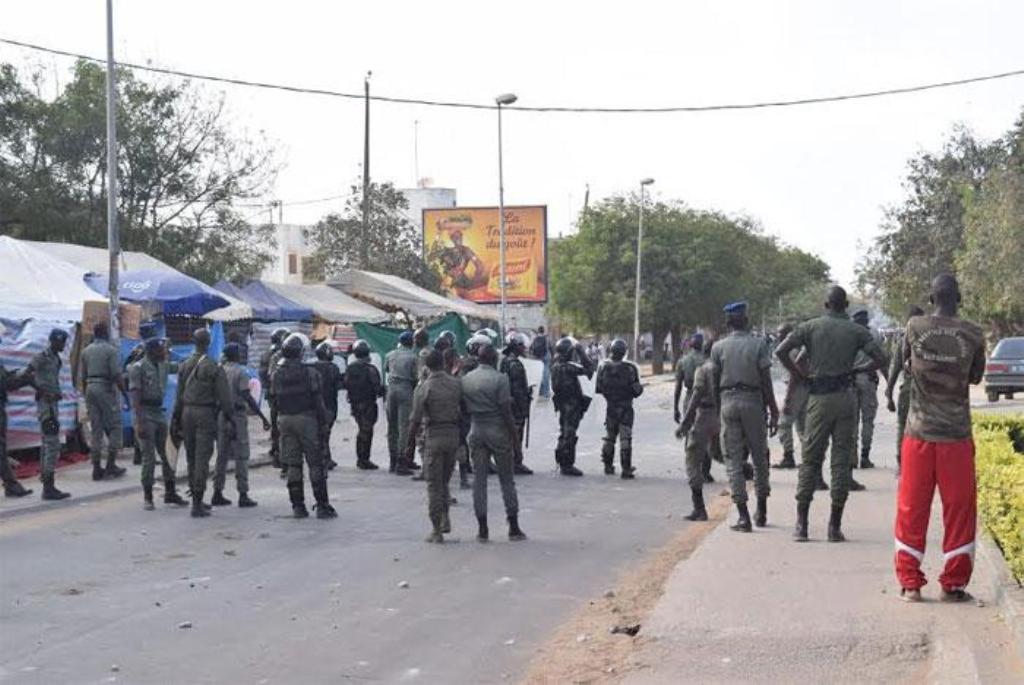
[633,178,655,362]
[361,71,372,269]
[495,92,517,339]
[105,0,120,341]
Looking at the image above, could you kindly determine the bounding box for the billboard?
[422,205,547,304]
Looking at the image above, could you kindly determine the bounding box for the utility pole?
[495,92,518,339]
[633,178,655,362]
[105,0,120,341]
[413,119,420,186]
[361,71,372,269]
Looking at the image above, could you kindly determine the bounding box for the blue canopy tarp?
[241,281,314,321]
[85,269,230,316]
[214,280,278,320]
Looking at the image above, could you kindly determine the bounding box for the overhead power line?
[2,35,1023,114]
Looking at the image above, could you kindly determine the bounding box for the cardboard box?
[81,300,142,341]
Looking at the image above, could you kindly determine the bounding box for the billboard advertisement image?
[423,205,547,304]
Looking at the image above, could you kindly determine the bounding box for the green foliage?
[974,414,1024,582]
[0,60,277,284]
[304,181,440,292]
[857,113,1024,333]
[550,194,830,370]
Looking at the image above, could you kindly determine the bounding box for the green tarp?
[353,312,471,360]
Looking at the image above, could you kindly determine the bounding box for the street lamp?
[633,178,655,362]
[495,92,517,338]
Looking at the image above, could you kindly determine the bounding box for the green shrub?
[974,414,1024,583]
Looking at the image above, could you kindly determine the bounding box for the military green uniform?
[675,349,706,411]
[852,328,885,461]
[889,334,911,467]
[80,338,123,467]
[683,361,719,490]
[409,369,462,533]
[385,346,418,467]
[780,312,881,506]
[461,365,519,521]
[710,330,772,505]
[778,349,809,455]
[273,358,331,506]
[174,352,233,501]
[214,361,252,496]
[129,358,176,489]
[1,365,33,490]
[28,348,63,476]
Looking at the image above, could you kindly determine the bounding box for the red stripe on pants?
[894,436,977,591]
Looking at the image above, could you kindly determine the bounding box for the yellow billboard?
[423,206,547,304]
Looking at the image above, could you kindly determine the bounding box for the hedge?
[974,414,1024,583]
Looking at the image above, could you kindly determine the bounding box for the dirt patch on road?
[521,490,732,684]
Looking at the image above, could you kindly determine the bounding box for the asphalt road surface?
[1,379,702,684]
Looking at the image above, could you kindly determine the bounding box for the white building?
[399,186,456,234]
[261,223,312,285]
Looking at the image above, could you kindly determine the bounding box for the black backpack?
[530,334,548,358]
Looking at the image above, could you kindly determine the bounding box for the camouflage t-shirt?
[903,314,986,442]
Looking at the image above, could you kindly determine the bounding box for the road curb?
[976,531,1024,659]
[0,455,274,521]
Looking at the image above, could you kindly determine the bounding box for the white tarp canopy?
[329,269,495,320]
[26,240,252,321]
[260,281,388,323]
[0,236,103,322]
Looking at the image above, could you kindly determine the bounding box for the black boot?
[773,450,796,469]
[357,459,380,471]
[560,438,583,476]
[730,503,752,532]
[395,459,413,476]
[41,473,70,500]
[508,515,527,541]
[190,492,209,518]
[133,446,142,465]
[103,455,126,479]
[685,487,708,521]
[92,461,105,481]
[620,453,635,480]
[849,472,867,491]
[143,485,155,511]
[4,478,32,498]
[237,492,258,508]
[211,489,232,506]
[754,495,768,528]
[859,447,874,469]
[164,480,187,506]
[312,479,337,519]
[513,463,534,475]
[459,461,471,489]
[440,508,451,533]
[289,482,309,519]
[794,501,810,542]
[602,452,615,475]
[476,515,489,543]
[828,504,846,542]
[388,456,397,474]
[815,469,829,491]
[426,513,444,543]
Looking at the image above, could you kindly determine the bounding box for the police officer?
[596,339,643,479]
[385,331,418,474]
[462,342,526,542]
[128,338,187,510]
[711,302,779,532]
[312,341,345,471]
[1,324,34,498]
[406,349,462,542]
[28,328,71,500]
[453,333,492,490]
[260,327,289,469]
[885,305,925,476]
[499,332,534,475]
[274,333,336,519]
[172,328,235,518]
[413,327,431,380]
[851,309,885,474]
[211,343,270,508]
[80,321,127,481]
[550,336,596,476]
[676,337,718,520]
[773,323,805,470]
[673,334,705,424]
[776,286,886,542]
[345,339,383,470]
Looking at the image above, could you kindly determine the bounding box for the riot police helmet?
[465,333,491,356]
[609,338,628,360]
[315,341,334,361]
[351,339,371,358]
[270,327,290,346]
[413,327,430,348]
[504,332,527,356]
[281,332,309,359]
[554,336,575,358]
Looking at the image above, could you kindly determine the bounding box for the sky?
[2,0,1023,287]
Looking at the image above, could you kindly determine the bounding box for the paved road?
[1,379,701,684]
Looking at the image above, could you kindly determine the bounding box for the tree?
[0,60,277,283]
[550,194,829,373]
[856,126,1005,318]
[304,181,440,291]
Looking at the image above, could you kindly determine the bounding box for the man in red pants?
[894,274,986,603]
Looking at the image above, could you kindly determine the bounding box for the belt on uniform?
[184,402,217,408]
[808,375,852,395]
[141,399,164,407]
[427,420,459,427]
[389,377,415,384]
[87,376,115,383]
[721,383,761,393]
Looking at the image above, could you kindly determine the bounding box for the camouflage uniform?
[273,357,330,508]
[778,349,809,456]
[596,359,642,475]
[80,338,124,470]
[550,353,595,472]
[852,327,885,463]
[129,358,177,490]
[889,334,911,467]
[28,347,63,476]
[682,360,719,490]
[214,360,252,496]
[174,352,233,501]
